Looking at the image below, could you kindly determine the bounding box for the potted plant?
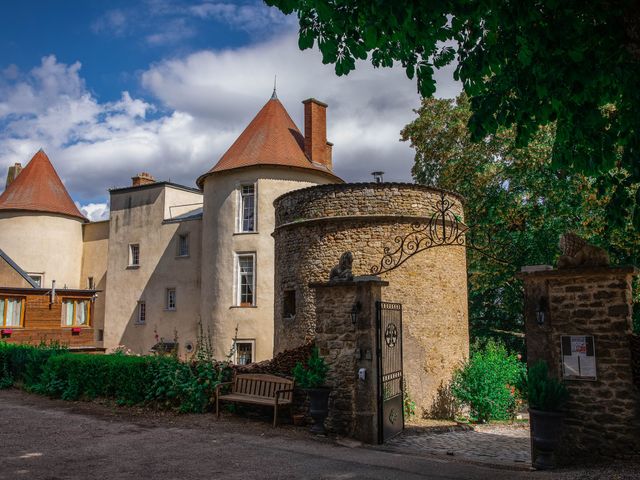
[293,347,330,434]
[521,360,569,470]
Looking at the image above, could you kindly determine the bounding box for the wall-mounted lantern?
[536,297,547,326]
[350,301,362,324]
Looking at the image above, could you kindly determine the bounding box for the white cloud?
[0,33,461,219]
[189,1,296,33]
[78,202,110,222]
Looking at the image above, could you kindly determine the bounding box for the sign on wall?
[561,335,597,380]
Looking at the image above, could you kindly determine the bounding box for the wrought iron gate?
[376,301,404,443]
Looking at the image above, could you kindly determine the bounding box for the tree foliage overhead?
[401,94,640,348]
[265,0,640,225]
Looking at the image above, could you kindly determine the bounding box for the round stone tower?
[273,182,469,416]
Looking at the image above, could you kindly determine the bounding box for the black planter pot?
[529,408,565,470]
[306,387,330,434]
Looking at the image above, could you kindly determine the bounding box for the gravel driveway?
[1,389,637,479]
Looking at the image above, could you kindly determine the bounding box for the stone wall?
[520,266,640,462]
[632,334,640,388]
[312,278,385,443]
[273,183,469,416]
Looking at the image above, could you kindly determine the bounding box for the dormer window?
[237,184,256,232]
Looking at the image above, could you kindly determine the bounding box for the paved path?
[384,423,531,468]
[0,389,543,480]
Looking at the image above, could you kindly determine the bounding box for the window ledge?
[229,305,258,309]
[126,265,140,270]
[164,308,177,312]
[233,231,259,236]
[175,255,190,259]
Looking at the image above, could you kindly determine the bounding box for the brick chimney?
[302,98,332,170]
[131,172,155,187]
[5,163,22,189]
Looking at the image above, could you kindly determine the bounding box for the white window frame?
[236,183,257,233]
[27,273,44,287]
[233,339,255,365]
[234,253,256,307]
[136,301,146,324]
[128,243,140,267]
[166,288,176,311]
[177,233,189,257]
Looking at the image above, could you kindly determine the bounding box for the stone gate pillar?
[519,265,640,462]
[311,276,388,444]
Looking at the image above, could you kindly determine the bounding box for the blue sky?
[0,1,460,220]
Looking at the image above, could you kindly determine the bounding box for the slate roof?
[197,98,341,187]
[0,150,86,221]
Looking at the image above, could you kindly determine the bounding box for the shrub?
[450,340,526,422]
[292,348,328,388]
[1,342,233,413]
[521,360,569,412]
[0,341,67,390]
[145,358,232,413]
[37,353,156,403]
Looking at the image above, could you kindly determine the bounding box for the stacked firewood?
[235,342,314,377]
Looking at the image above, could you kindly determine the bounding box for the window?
[236,254,255,306]
[166,288,176,311]
[283,289,296,318]
[177,233,189,257]
[61,299,91,327]
[28,273,43,287]
[234,341,255,365]
[237,184,256,232]
[87,277,95,289]
[0,297,25,327]
[129,244,140,267]
[137,301,146,324]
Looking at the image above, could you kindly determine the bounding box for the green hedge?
[0,341,67,390]
[0,342,232,413]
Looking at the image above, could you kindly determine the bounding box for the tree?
[266,0,640,226]
[401,94,640,349]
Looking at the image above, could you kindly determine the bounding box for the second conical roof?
[0,150,86,221]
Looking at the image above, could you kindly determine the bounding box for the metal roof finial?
[271,75,278,100]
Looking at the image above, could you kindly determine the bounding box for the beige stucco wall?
[81,220,109,345]
[0,211,84,289]
[163,187,204,220]
[200,166,338,362]
[103,184,203,355]
[0,256,32,288]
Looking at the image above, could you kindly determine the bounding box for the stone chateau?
[0,92,470,414]
[0,93,340,364]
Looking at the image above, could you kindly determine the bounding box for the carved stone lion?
[329,251,354,282]
[557,232,609,269]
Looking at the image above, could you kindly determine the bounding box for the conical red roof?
[197,97,341,187]
[0,150,86,221]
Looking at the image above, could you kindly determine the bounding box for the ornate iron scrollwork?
[371,191,469,275]
[384,323,398,348]
[370,191,512,275]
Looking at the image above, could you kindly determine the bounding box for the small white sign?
[561,335,597,380]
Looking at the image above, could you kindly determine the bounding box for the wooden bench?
[215,373,295,427]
